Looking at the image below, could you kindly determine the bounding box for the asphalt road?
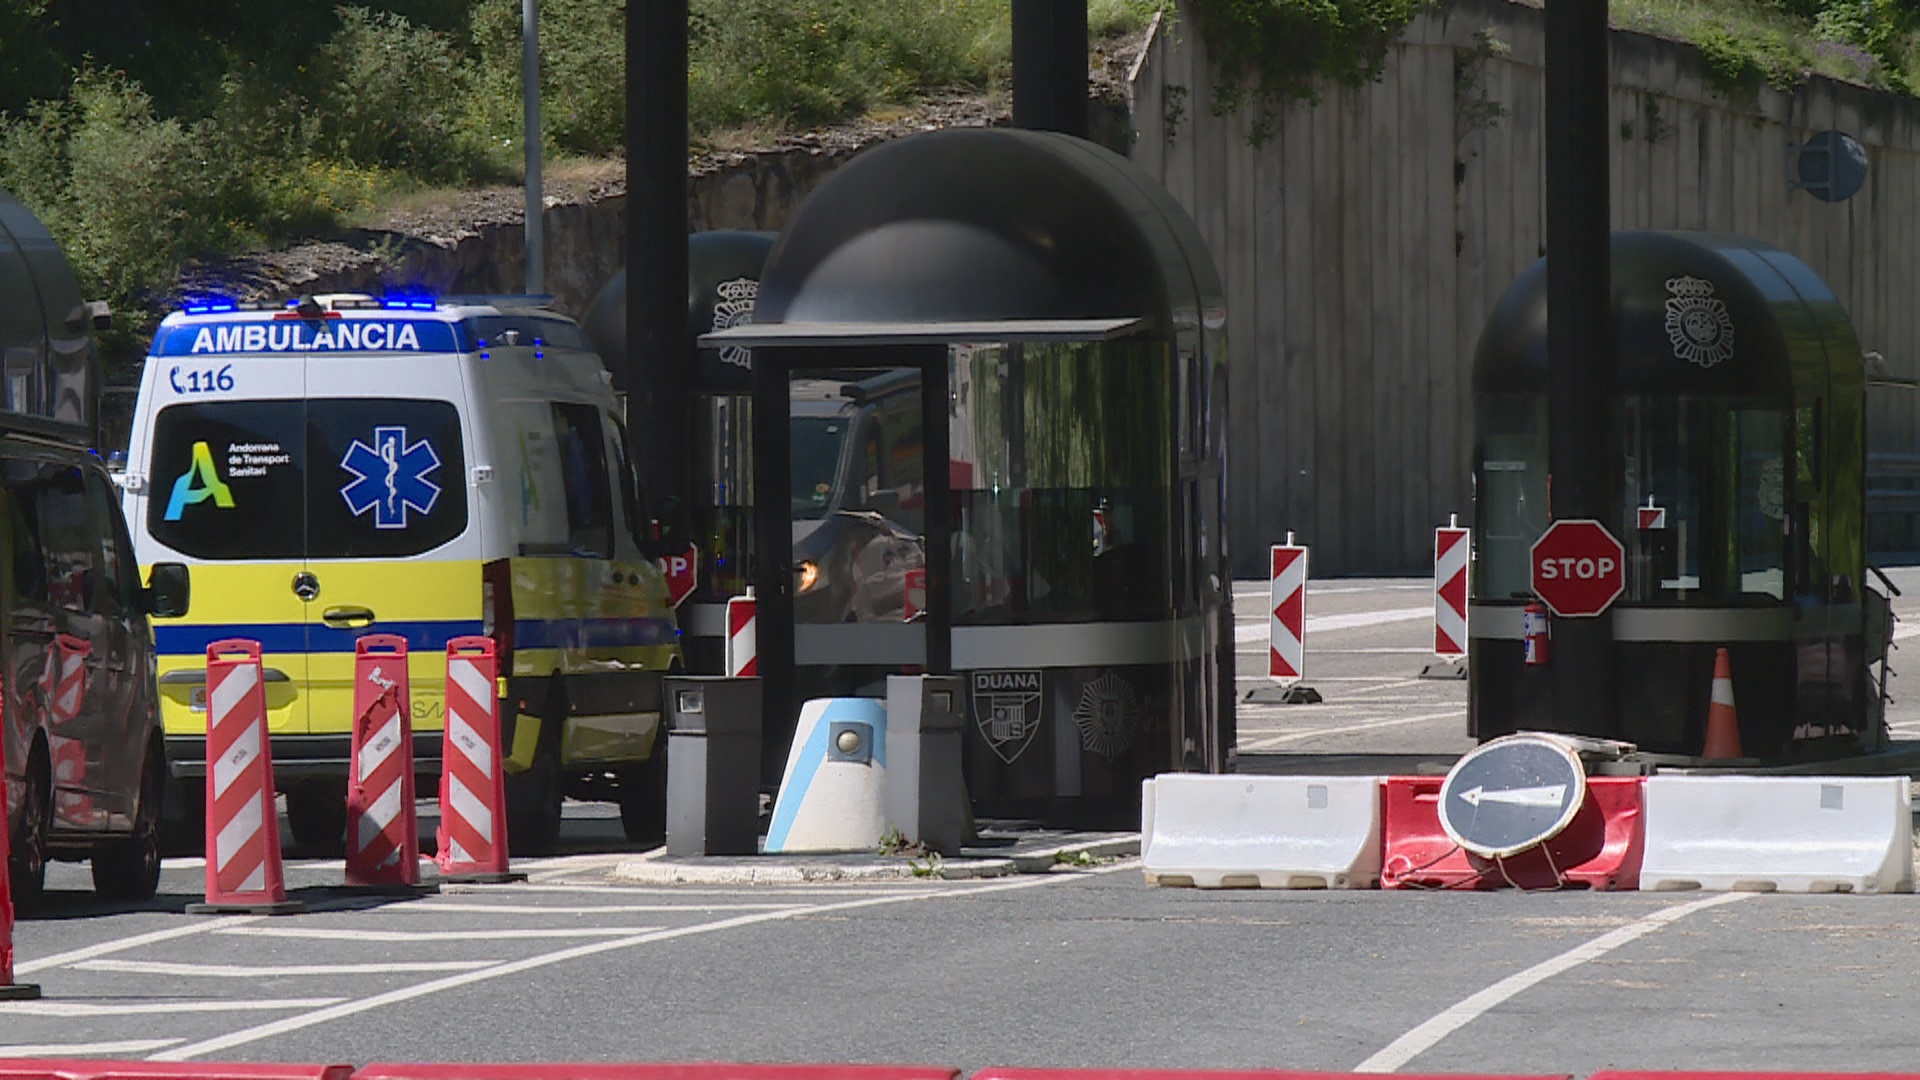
[11,573,1920,1074]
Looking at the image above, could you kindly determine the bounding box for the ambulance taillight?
[481,558,515,665]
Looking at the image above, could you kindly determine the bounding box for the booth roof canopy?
[745,128,1221,342]
[1472,230,1860,399]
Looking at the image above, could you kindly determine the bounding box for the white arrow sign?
[1458,783,1567,808]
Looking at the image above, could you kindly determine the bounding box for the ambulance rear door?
[134,333,312,738]
[298,336,482,744]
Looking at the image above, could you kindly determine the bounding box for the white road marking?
[389,901,802,915]
[0,998,343,1017]
[1893,621,1920,641]
[15,916,264,975]
[1237,709,1466,750]
[213,926,659,942]
[76,959,499,977]
[1352,892,1753,1073]
[1233,606,1434,644]
[0,1039,183,1057]
[152,865,1122,1060]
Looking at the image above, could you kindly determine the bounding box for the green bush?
[688,0,1007,134]
[313,6,492,181]
[1188,0,1430,143]
[470,0,626,156]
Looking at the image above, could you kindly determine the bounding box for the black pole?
[1544,0,1617,737]
[626,0,690,520]
[1011,0,1088,137]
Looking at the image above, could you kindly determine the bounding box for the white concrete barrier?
[765,698,888,854]
[1640,774,1914,894]
[1141,774,1382,889]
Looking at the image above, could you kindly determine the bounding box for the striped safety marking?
[438,640,508,876]
[727,595,758,677]
[1269,544,1307,682]
[347,638,418,887]
[204,646,286,904]
[1434,526,1470,658]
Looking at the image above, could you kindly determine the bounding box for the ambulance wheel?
[618,747,667,846]
[286,783,347,854]
[506,746,562,855]
[8,747,49,909]
[93,744,164,901]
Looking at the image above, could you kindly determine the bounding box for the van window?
[148,398,467,560]
[86,469,138,614]
[29,464,94,613]
[550,403,611,557]
[0,478,45,606]
[308,399,467,558]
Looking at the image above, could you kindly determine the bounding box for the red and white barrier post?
[1269,536,1307,683]
[1422,516,1471,679]
[347,634,422,889]
[436,637,521,883]
[1248,534,1320,704]
[726,588,758,677]
[1,677,41,999]
[189,639,303,915]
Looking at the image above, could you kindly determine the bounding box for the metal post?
[522,0,544,295]
[1011,0,1088,138]
[1544,0,1617,737]
[625,0,691,518]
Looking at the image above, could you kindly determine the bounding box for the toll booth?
[1470,230,1887,761]
[581,231,778,672]
[704,128,1233,824]
[0,189,105,443]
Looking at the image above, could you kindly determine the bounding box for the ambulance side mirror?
[143,562,191,618]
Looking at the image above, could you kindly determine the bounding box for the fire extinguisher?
[1523,601,1550,666]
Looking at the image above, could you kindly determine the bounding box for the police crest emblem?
[711,277,759,370]
[972,670,1043,764]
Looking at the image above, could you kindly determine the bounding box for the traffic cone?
[187,639,304,915]
[0,679,42,999]
[436,637,524,883]
[1702,646,1744,760]
[346,634,424,890]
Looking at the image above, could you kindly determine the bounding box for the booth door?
[788,365,933,700]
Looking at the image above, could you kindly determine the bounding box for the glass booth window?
[949,340,1174,624]
[1622,396,1785,603]
[1475,394,1548,602]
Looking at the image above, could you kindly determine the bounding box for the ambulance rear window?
[147,398,467,560]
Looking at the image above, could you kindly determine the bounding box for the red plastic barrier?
[1590,1074,1920,1080]
[973,1072,1568,1080]
[0,1063,352,1080]
[436,637,516,883]
[1380,774,1645,891]
[193,639,301,914]
[0,673,39,1000]
[355,1066,957,1080]
[346,634,420,888]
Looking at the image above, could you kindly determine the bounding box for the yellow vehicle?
[119,294,682,852]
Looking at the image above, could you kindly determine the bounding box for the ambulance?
[119,294,683,853]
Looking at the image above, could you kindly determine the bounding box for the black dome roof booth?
[705,128,1232,821]
[1470,230,1887,762]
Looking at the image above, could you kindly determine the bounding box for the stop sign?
[656,542,699,608]
[1529,519,1624,617]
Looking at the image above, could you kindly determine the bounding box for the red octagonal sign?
[1529,519,1625,617]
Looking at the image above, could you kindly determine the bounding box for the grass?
[1611,0,1906,92]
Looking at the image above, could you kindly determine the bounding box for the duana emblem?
[973,670,1043,764]
[1664,275,1736,369]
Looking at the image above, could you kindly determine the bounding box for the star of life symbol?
[341,425,441,529]
[1664,275,1736,368]
[711,277,758,370]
